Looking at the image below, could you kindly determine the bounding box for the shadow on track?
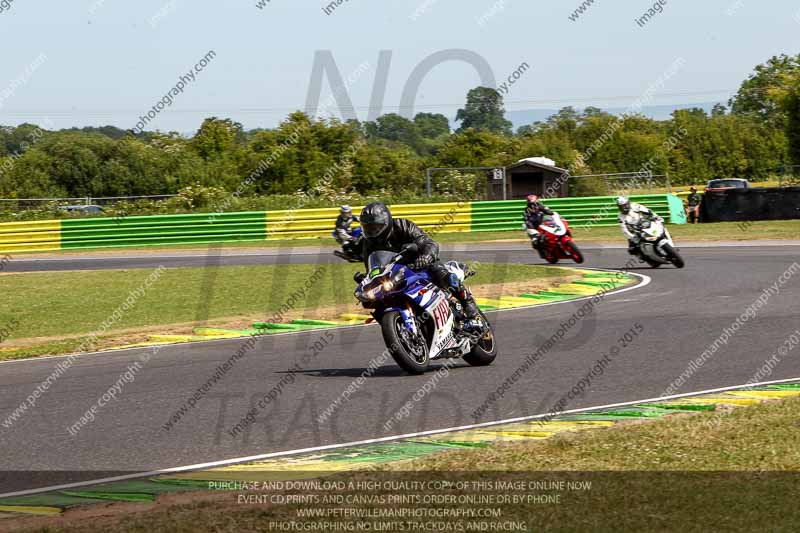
[276,363,469,378]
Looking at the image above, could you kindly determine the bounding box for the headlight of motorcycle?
[377,271,405,293]
[357,271,405,302]
[356,285,379,301]
[363,277,390,301]
[383,270,406,292]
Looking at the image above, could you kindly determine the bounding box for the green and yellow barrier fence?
[60,211,267,250]
[0,220,62,253]
[471,194,677,232]
[265,201,473,240]
[0,194,684,254]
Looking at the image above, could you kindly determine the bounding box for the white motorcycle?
[354,244,497,375]
[629,217,685,268]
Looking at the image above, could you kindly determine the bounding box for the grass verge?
[11,396,800,532]
[0,262,575,360]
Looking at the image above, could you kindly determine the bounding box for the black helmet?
[360,202,392,240]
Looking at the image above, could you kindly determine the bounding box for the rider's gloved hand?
[410,253,434,271]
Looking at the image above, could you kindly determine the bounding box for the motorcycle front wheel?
[565,241,584,263]
[381,311,429,375]
[663,243,685,268]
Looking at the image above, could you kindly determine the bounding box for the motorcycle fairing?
[636,219,675,263]
[538,214,567,237]
[357,254,466,360]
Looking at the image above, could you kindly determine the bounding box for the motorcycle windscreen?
[366,250,397,276]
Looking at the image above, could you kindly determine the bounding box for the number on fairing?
[432,299,450,329]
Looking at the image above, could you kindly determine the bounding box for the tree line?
[0,54,797,205]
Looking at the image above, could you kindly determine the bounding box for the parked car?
[58,205,104,215]
[705,178,750,191]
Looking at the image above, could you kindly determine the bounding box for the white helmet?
[616,196,631,214]
[340,205,352,215]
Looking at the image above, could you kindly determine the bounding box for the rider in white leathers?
[617,196,663,256]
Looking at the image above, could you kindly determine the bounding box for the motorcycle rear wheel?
[381,311,429,375]
[463,311,497,367]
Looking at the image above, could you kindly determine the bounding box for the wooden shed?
[504,159,570,199]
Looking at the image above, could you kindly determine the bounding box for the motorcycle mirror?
[353,272,366,283]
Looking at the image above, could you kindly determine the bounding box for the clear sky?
[1,0,798,133]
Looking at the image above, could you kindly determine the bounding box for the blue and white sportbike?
[333,226,364,263]
[354,244,497,375]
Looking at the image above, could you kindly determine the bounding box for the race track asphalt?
[5,240,797,273]
[1,243,799,494]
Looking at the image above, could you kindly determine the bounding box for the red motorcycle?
[526,213,584,264]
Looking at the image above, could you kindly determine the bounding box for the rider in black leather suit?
[359,202,480,324]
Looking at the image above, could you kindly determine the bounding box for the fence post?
[425,168,431,197]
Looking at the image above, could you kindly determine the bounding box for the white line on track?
[0,269,651,366]
[2,374,798,500]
